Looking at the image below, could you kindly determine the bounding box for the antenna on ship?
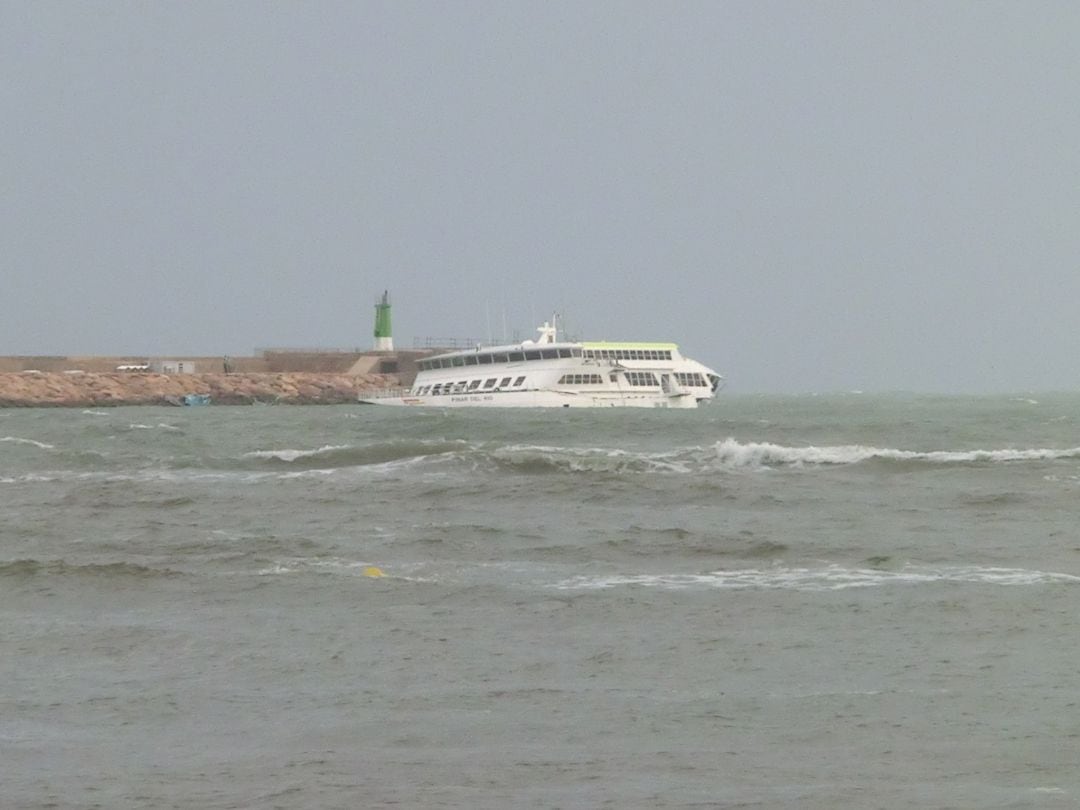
[374,290,393,351]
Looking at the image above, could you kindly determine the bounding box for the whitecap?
[244,444,351,462]
[1,436,54,450]
[707,438,1080,470]
[551,564,1080,592]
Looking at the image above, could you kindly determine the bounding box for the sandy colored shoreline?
[0,372,399,407]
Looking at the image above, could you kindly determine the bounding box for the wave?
[0,558,181,579]
[552,565,1080,591]
[242,440,469,470]
[1,436,55,450]
[704,438,1080,470]
[488,444,689,475]
[449,439,1080,476]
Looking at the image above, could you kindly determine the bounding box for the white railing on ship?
[358,386,411,399]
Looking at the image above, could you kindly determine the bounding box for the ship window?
[524,350,541,361]
[483,378,496,388]
[499,377,511,387]
[558,348,572,358]
[468,380,481,390]
[479,354,493,364]
[513,376,526,387]
[626,371,659,387]
[541,348,558,360]
[571,348,582,357]
[431,384,442,395]
[508,351,524,362]
[452,356,465,367]
[493,353,509,363]
[465,355,478,366]
[677,373,697,386]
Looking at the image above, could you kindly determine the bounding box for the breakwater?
[0,372,398,407]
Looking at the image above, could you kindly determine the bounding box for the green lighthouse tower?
[373,290,393,351]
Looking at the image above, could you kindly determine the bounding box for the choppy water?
[3,394,1080,809]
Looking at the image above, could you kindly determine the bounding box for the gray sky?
[3,2,1079,392]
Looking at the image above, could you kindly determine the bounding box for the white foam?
[257,557,388,576]
[1,436,54,450]
[245,444,351,462]
[552,565,1080,592]
[81,409,109,416]
[707,438,1080,470]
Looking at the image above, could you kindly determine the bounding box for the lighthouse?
[373,290,393,351]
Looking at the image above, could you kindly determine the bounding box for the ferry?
[359,319,723,409]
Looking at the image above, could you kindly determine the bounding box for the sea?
[3,394,1080,809]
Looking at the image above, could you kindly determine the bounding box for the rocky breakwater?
[0,372,399,407]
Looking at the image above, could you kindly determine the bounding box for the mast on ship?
[534,314,559,345]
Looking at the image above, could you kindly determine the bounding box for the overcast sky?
[3,2,1079,392]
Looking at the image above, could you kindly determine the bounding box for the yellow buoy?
[362,566,385,578]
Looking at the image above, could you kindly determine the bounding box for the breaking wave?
[9,437,1077,485]
[704,438,1080,470]
[449,439,1080,475]
[1,436,55,450]
[242,440,470,470]
[488,444,690,474]
[552,565,1080,591]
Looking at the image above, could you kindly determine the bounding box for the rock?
[0,372,397,407]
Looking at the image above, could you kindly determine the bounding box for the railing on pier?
[412,337,485,351]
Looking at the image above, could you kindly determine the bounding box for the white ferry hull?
[359,390,705,409]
